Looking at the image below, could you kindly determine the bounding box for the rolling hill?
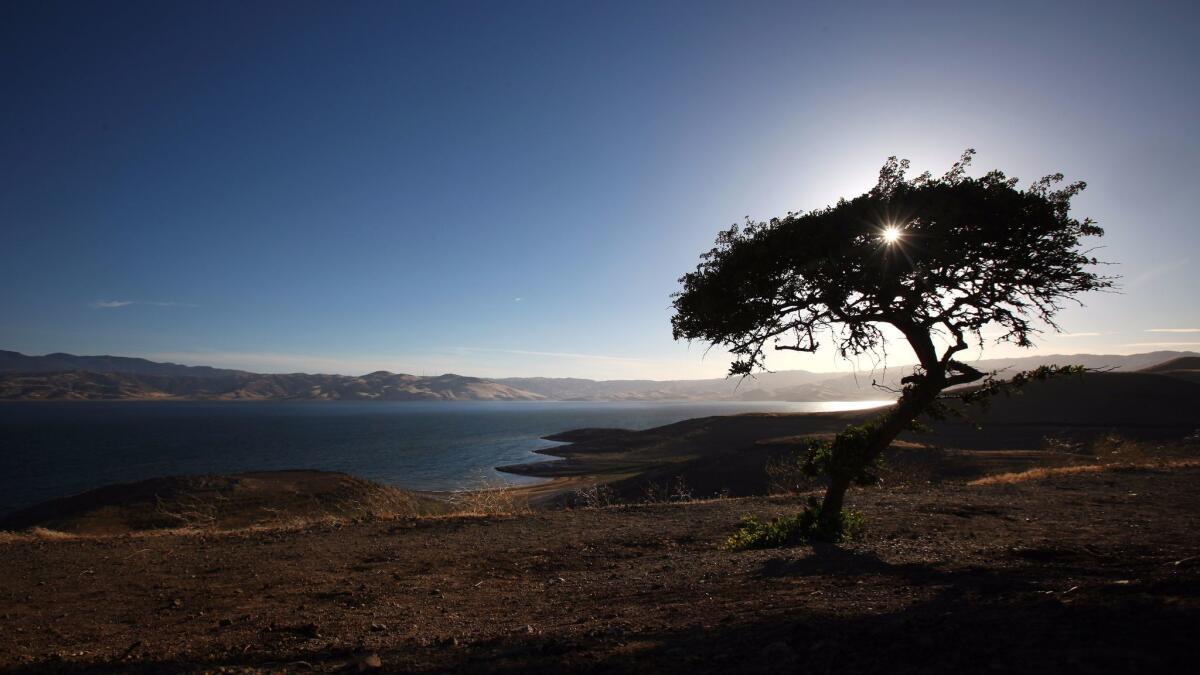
[1,349,1197,402]
[1139,355,1200,383]
[0,352,545,401]
[499,350,1200,401]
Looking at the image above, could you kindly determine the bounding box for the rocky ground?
[2,462,1197,673]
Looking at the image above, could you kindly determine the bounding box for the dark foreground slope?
[0,471,450,535]
[1,465,1197,673]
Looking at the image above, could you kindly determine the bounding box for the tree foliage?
[672,149,1111,383]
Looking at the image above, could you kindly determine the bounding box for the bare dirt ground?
[2,462,1198,673]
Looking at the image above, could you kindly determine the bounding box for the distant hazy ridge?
[1,349,1197,402]
[0,351,542,401]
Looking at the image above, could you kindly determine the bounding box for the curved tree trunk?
[819,475,852,523]
[817,378,943,533]
[814,318,989,535]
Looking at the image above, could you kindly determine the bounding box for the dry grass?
[973,434,1200,486]
[0,516,358,544]
[328,484,438,520]
[570,483,620,509]
[444,473,532,516]
[155,492,222,528]
[969,459,1200,486]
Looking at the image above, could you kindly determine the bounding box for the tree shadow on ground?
[759,542,1040,593]
[8,547,1195,675]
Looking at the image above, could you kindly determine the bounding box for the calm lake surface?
[0,400,889,515]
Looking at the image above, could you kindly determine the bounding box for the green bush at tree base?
[721,497,864,550]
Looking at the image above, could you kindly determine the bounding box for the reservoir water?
[0,399,889,515]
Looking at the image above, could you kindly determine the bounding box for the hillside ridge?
[1,349,1196,402]
[0,352,544,401]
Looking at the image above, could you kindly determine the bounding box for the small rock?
[369,622,387,632]
[218,618,233,627]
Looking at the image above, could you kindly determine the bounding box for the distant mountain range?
[1,349,1197,402]
[0,351,542,401]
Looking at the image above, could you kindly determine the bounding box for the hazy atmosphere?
[4,0,1198,379]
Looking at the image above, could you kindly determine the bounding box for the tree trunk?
[816,379,941,534]
[819,475,851,521]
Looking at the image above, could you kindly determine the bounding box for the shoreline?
[1,401,895,518]
[8,367,1199,531]
[0,409,874,528]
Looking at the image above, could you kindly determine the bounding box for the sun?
[882,226,902,245]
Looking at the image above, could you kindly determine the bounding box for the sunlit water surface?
[0,399,890,515]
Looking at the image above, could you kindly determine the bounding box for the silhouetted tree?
[671,150,1112,537]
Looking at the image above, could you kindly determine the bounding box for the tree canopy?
[671,150,1111,386]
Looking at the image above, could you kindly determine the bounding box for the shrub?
[571,483,618,509]
[641,476,693,503]
[721,498,864,550]
[446,472,531,516]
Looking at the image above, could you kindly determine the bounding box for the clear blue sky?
[3,1,1198,379]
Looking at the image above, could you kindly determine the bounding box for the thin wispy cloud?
[1146,328,1200,333]
[1123,342,1200,347]
[1127,258,1189,289]
[455,346,649,363]
[146,350,458,375]
[1050,332,1106,338]
[91,300,197,309]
